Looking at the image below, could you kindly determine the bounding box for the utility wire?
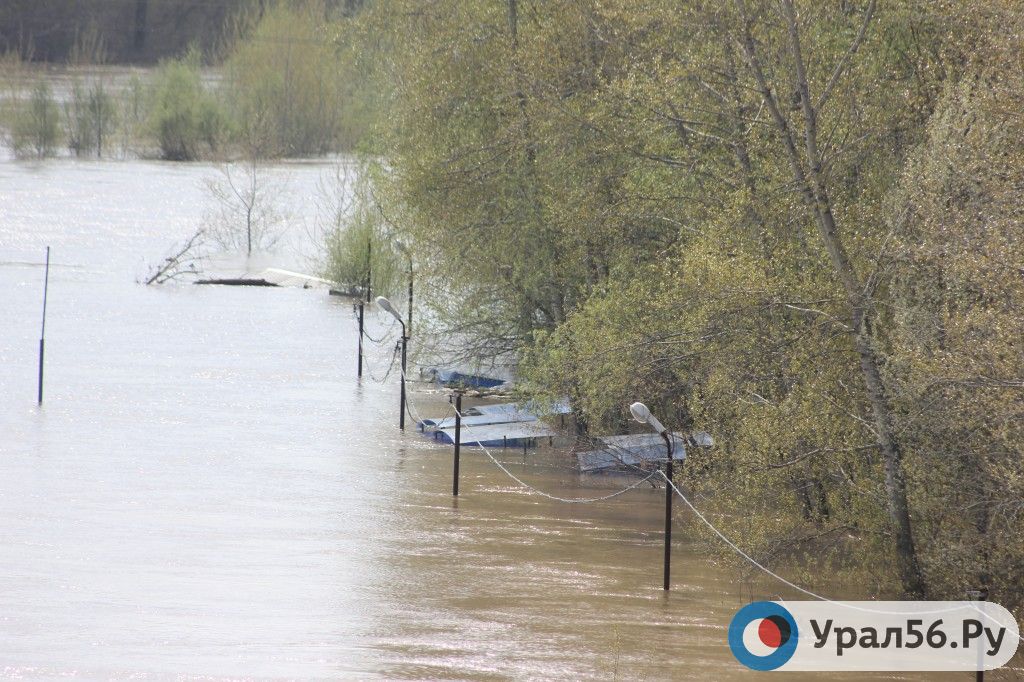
[399,363,660,502]
[360,337,399,384]
[658,470,1020,624]
[353,308,392,345]
[384,346,1023,631]
[438,387,661,504]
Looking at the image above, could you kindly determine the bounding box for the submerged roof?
[197,267,337,289]
[577,432,688,472]
[419,400,571,429]
[253,268,335,288]
[423,410,538,431]
[473,399,571,416]
[427,369,507,389]
[433,421,558,446]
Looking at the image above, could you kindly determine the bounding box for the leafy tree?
[225,2,345,157]
[359,0,1024,609]
[148,48,229,160]
[10,82,60,158]
[318,162,405,298]
[65,80,117,157]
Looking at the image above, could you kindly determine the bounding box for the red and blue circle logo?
[729,601,799,671]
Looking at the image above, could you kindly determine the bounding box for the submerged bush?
[320,164,404,296]
[10,82,61,159]
[118,75,147,157]
[225,3,344,156]
[149,49,230,160]
[65,80,117,157]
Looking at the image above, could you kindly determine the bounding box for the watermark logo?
[728,601,800,671]
[728,601,1020,672]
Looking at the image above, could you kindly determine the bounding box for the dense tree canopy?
[355,0,1024,609]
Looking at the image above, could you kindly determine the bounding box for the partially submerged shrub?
[10,82,60,159]
[225,2,343,156]
[320,164,404,296]
[63,80,116,157]
[149,48,229,160]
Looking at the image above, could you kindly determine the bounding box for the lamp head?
[375,296,402,323]
[630,402,651,423]
[629,400,666,435]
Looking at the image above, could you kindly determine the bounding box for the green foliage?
[148,48,229,161]
[362,0,1024,609]
[319,163,405,298]
[63,81,92,156]
[10,82,61,158]
[225,3,345,157]
[64,80,118,157]
[118,75,147,157]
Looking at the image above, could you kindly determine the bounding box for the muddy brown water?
[0,159,1010,679]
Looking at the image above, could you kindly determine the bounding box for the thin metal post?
[974,588,989,682]
[399,330,407,430]
[357,301,364,378]
[453,392,462,496]
[360,233,371,381]
[365,236,372,303]
[663,431,674,591]
[38,246,50,405]
[406,256,413,338]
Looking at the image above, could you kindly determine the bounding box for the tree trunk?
[736,0,925,597]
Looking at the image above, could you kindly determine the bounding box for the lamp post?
[394,239,413,339]
[630,401,674,591]
[38,246,50,405]
[357,237,372,379]
[451,391,463,496]
[376,296,408,429]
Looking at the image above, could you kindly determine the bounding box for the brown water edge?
[372,388,1024,681]
[0,158,1018,680]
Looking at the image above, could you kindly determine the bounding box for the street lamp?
[377,296,408,430]
[630,401,675,591]
[357,236,372,379]
[394,239,413,338]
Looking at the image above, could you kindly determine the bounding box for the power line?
[402,366,661,504]
[657,470,1022,624]
[383,345,1024,631]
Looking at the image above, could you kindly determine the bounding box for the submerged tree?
[361,0,1024,609]
[10,82,60,158]
[143,228,207,285]
[203,160,288,256]
[148,48,229,161]
[317,162,404,298]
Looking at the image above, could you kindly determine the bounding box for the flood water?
[0,160,995,680]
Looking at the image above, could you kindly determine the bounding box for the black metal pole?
[366,236,372,303]
[976,588,989,682]
[359,233,371,381]
[38,246,50,405]
[357,300,364,379]
[399,325,407,430]
[406,256,413,338]
[453,392,462,496]
[663,431,674,591]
